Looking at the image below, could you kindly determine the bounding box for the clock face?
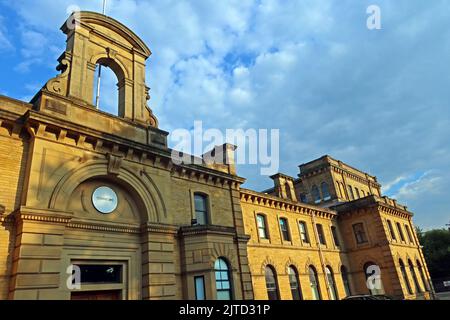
[92,186,118,214]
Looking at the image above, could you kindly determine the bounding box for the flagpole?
[95,0,107,109]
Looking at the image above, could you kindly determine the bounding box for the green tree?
[418,228,450,279]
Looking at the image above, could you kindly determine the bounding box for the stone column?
[9,209,71,300]
[141,223,178,300]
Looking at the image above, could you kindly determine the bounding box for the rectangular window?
[331,226,340,247]
[299,221,310,244]
[316,224,326,245]
[194,276,206,300]
[396,222,405,242]
[256,214,268,239]
[404,224,414,244]
[347,186,355,200]
[194,194,208,225]
[387,220,396,240]
[279,218,291,241]
[352,223,368,244]
[75,264,122,284]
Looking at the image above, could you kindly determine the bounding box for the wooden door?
[71,290,122,300]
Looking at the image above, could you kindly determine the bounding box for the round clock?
[92,186,118,214]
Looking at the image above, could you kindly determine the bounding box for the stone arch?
[284,257,300,275]
[90,53,130,81]
[210,243,238,271]
[304,257,319,274]
[357,256,384,271]
[49,160,166,222]
[260,256,278,275]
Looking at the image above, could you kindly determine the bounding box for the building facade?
[0,12,433,300]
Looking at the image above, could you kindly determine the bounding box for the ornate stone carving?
[45,51,72,96]
[107,153,123,175]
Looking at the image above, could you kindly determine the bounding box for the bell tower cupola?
[37,11,158,127]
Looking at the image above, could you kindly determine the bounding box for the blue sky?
[0,0,449,230]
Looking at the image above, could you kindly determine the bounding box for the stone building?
[0,12,433,300]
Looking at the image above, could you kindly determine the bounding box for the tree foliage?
[417,228,450,278]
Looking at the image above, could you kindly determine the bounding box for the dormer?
[269,173,298,202]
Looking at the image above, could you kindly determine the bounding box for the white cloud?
[2,0,450,229]
[0,15,13,50]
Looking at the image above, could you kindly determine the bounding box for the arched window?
[256,214,268,239]
[364,262,384,295]
[341,265,352,297]
[308,266,321,300]
[399,259,412,294]
[321,182,331,201]
[417,261,429,291]
[325,266,338,300]
[311,185,321,204]
[194,193,209,225]
[408,259,422,293]
[265,265,279,300]
[335,182,341,198]
[92,61,120,115]
[214,258,232,300]
[288,266,302,300]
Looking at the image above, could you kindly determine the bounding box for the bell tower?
[39,11,158,127]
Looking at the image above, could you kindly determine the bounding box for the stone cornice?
[143,222,179,235]
[179,224,237,237]
[333,195,412,219]
[21,109,244,189]
[240,188,337,219]
[68,221,141,234]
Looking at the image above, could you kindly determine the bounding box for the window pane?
[195,276,205,300]
[217,290,231,300]
[196,210,207,225]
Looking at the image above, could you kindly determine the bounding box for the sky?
[0,0,449,230]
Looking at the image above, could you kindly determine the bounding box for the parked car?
[343,294,395,300]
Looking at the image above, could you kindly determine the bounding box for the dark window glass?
[312,185,321,203]
[417,261,429,291]
[215,258,232,300]
[341,266,352,297]
[325,266,338,300]
[76,265,122,284]
[404,225,414,244]
[408,260,421,293]
[194,193,208,225]
[279,218,290,241]
[399,259,412,294]
[265,266,279,300]
[331,226,340,247]
[347,185,355,200]
[300,193,308,203]
[353,223,368,244]
[355,187,360,199]
[288,266,302,300]
[396,222,405,242]
[299,221,310,244]
[321,182,331,201]
[316,224,326,245]
[387,220,396,240]
[195,276,206,300]
[256,214,268,239]
[309,266,321,300]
